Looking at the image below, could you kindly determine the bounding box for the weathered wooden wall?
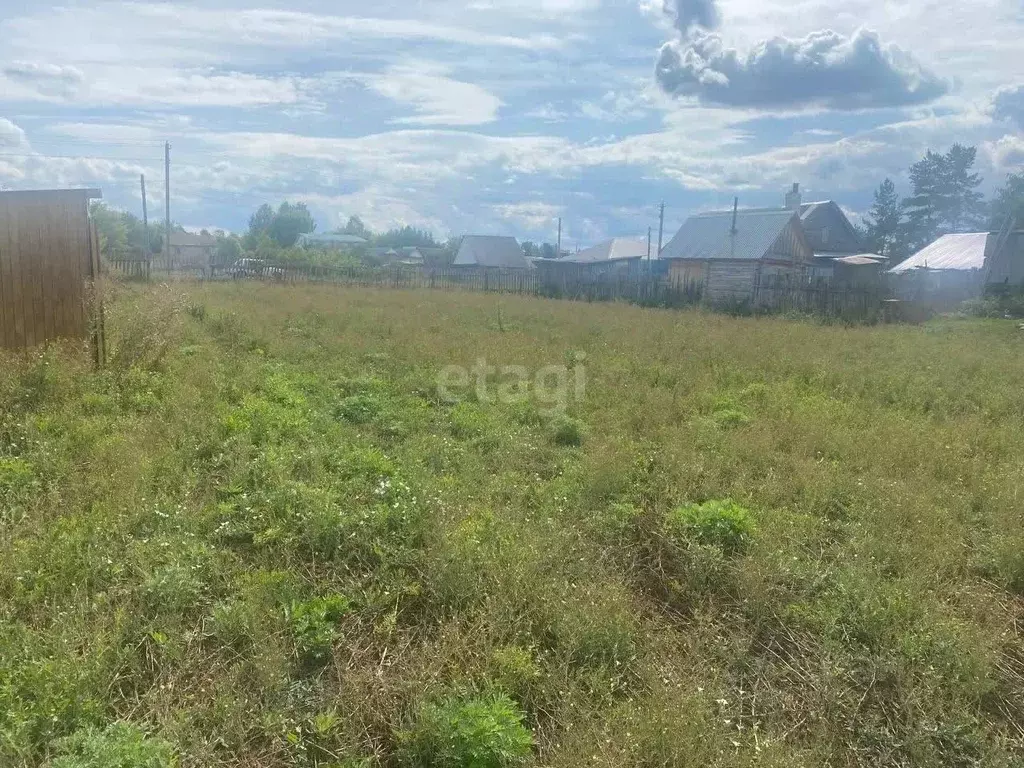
[988,232,1024,286]
[705,260,760,303]
[0,189,100,350]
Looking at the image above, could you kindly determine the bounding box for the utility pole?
[647,226,652,262]
[140,174,149,259]
[657,202,665,257]
[557,217,562,258]
[164,142,171,270]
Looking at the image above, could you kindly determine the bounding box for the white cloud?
[2,61,84,100]
[982,135,1024,174]
[367,64,503,126]
[0,64,309,108]
[492,201,565,229]
[467,0,601,16]
[1,3,566,70]
[0,118,28,148]
[299,189,449,236]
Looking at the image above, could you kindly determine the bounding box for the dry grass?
[2,280,1024,767]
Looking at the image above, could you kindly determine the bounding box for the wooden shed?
[0,188,103,350]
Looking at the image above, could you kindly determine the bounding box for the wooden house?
[660,207,812,304]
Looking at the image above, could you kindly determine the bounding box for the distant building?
[297,233,367,249]
[536,237,666,282]
[453,235,530,269]
[368,246,402,264]
[889,231,1024,301]
[365,245,448,266]
[169,231,217,269]
[660,207,812,304]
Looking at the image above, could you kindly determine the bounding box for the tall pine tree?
[900,144,985,251]
[943,144,985,233]
[865,178,903,260]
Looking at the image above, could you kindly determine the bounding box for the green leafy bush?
[666,500,754,554]
[398,691,533,768]
[289,594,353,667]
[51,722,176,768]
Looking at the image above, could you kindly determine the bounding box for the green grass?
[2,281,1024,767]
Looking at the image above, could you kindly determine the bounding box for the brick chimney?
[785,183,802,211]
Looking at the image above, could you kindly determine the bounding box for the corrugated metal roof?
[454,235,529,269]
[563,237,650,264]
[661,208,796,262]
[889,233,989,274]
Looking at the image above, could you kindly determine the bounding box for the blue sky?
[1,0,1022,247]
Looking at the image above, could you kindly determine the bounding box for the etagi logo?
[437,353,586,415]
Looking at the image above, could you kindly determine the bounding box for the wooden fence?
[106,258,152,282]
[0,189,103,351]
[104,257,888,321]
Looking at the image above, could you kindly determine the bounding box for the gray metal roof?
[889,233,989,274]
[454,235,529,269]
[563,237,650,264]
[661,208,797,261]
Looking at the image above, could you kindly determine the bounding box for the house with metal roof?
[453,235,530,270]
[660,206,812,304]
[889,230,1024,301]
[567,237,651,265]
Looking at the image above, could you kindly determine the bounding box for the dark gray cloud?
[663,0,719,32]
[993,85,1024,128]
[656,28,949,110]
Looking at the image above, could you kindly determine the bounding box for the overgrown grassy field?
[2,282,1024,767]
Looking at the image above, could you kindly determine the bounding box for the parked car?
[229,258,285,280]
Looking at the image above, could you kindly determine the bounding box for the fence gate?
[0,188,103,351]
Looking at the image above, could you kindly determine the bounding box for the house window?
[821,227,829,245]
